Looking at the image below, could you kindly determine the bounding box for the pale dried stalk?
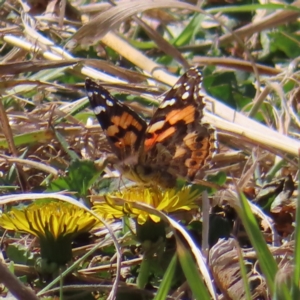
[3,34,300,159]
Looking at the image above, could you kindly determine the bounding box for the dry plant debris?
[0,0,299,299]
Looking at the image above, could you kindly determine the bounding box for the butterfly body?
[86,67,217,188]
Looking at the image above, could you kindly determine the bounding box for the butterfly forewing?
[85,79,147,161]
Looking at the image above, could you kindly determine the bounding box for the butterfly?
[85,66,217,188]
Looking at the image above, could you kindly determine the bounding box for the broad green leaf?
[6,244,35,265]
[48,160,101,202]
[269,32,300,58]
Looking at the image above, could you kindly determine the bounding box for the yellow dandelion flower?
[93,186,199,224]
[0,201,99,266]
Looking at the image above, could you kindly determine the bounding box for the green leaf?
[206,171,227,186]
[0,129,54,149]
[172,13,205,47]
[154,254,177,300]
[136,218,166,243]
[6,244,35,265]
[204,72,236,108]
[292,158,300,298]
[53,128,79,161]
[47,160,101,201]
[269,32,300,58]
[237,191,290,298]
[207,3,300,14]
[187,171,226,195]
[237,245,252,300]
[176,239,211,300]
[137,254,151,289]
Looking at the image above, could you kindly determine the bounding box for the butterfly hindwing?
[85,79,147,161]
[140,67,217,181]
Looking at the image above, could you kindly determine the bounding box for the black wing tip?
[85,78,112,99]
[85,78,98,90]
[189,65,201,71]
[185,66,202,78]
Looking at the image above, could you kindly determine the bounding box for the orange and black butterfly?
[85,67,217,188]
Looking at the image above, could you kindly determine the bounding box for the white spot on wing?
[106,99,113,106]
[198,90,205,97]
[160,98,176,108]
[94,106,106,114]
[148,120,165,132]
[182,91,190,100]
